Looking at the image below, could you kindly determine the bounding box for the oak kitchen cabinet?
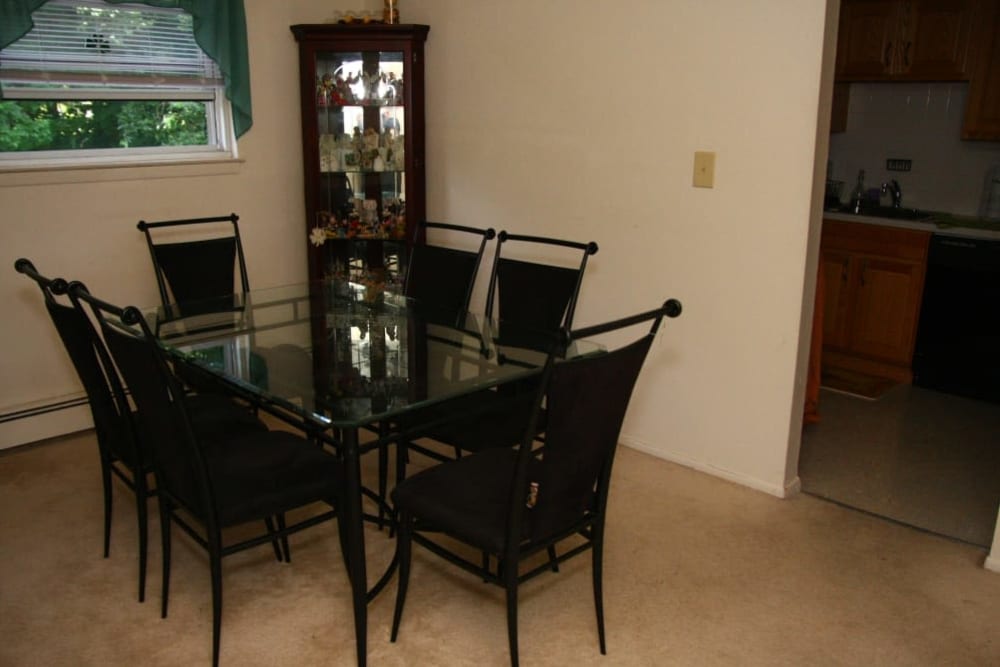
[820,219,931,382]
[962,0,1000,139]
[836,0,976,81]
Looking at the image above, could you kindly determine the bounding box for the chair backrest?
[14,259,142,468]
[506,299,682,547]
[485,232,599,350]
[137,213,249,318]
[70,283,213,521]
[404,221,496,316]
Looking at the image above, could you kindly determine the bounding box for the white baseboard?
[985,553,1000,573]
[620,436,800,499]
[0,403,93,450]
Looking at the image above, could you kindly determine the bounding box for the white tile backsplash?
[828,82,1000,216]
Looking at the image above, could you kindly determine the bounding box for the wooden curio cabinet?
[291,23,430,290]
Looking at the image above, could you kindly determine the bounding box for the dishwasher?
[912,233,1000,403]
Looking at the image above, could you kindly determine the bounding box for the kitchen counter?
[824,210,1000,240]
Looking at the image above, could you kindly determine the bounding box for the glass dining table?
[146,280,598,667]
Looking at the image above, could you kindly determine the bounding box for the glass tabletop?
[147,281,598,430]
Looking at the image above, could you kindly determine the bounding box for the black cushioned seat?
[390,299,683,667]
[14,258,269,605]
[71,282,343,667]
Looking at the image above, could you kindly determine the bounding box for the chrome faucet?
[881,179,902,208]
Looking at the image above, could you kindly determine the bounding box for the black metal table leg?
[342,427,368,667]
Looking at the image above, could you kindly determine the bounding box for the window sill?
[0,156,245,187]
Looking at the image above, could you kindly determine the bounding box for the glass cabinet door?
[315,49,407,290]
[292,23,428,299]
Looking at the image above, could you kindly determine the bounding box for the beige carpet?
[2,429,999,666]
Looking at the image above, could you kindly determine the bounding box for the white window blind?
[0,0,222,99]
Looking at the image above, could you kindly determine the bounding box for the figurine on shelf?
[387,72,403,102]
[362,199,379,226]
[391,134,405,169]
[362,70,382,102]
[363,126,379,151]
[343,69,362,90]
[319,134,336,171]
[330,74,355,105]
[346,212,362,238]
[380,213,396,238]
[317,73,331,107]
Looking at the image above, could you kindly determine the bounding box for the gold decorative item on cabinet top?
[384,0,399,24]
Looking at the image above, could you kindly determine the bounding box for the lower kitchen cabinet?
[819,219,931,382]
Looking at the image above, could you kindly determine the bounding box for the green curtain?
[0,0,253,137]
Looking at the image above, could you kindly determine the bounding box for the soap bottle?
[851,169,866,214]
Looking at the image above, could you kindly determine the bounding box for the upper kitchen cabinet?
[836,0,976,81]
[291,23,430,287]
[962,0,1000,139]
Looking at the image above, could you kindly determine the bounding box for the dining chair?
[14,259,270,604]
[399,231,600,465]
[389,298,683,667]
[71,282,344,667]
[403,220,497,317]
[137,213,259,398]
[137,213,250,320]
[370,221,497,524]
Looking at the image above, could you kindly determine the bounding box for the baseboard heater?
[0,396,89,425]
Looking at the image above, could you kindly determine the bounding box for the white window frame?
[0,0,239,171]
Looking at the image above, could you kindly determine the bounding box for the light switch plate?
[693,151,715,188]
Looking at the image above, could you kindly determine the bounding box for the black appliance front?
[912,233,1000,403]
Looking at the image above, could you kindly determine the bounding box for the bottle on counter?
[851,169,866,214]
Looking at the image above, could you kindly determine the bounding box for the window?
[0,0,251,169]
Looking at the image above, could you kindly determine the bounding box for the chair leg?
[504,558,520,667]
[390,512,411,642]
[134,471,150,603]
[100,457,112,558]
[592,527,607,655]
[377,430,389,530]
[159,496,172,620]
[209,540,224,667]
[264,516,283,562]
[276,513,291,563]
[546,545,559,573]
[390,437,408,540]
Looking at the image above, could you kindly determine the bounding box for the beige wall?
[408,0,831,498]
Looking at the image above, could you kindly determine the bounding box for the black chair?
[14,259,269,604]
[370,221,497,523]
[400,231,600,461]
[137,213,250,320]
[404,220,497,317]
[71,282,344,667]
[486,231,599,350]
[390,298,682,666]
[137,213,258,398]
